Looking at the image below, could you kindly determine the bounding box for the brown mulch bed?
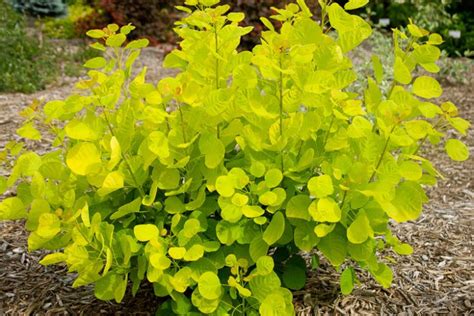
[1,47,473,315]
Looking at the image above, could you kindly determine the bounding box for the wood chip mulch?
[0,48,472,315]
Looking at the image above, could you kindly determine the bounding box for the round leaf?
[134,224,159,242]
[198,271,222,300]
[445,139,469,161]
[66,142,101,176]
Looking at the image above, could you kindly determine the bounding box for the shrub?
[0,0,470,314]
[0,0,58,93]
[39,0,97,39]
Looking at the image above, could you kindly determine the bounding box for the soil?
[0,46,473,316]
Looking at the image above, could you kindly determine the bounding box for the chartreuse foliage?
[0,0,470,314]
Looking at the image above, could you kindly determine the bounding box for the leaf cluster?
[0,0,470,314]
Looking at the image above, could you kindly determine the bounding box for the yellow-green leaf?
[307,175,334,198]
[263,211,285,245]
[347,210,372,244]
[309,198,341,223]
[134,224,159,242]
[215,175,235,197]
[198,272,222,300]
[84,57,107,69]
[344,0,368,10]
[169,247,187,259]
[66,142,101,176]
[412,76,442,99]
[445,139,469,161]
[17,122,41,140]
[394,57,412,85]
[98,171,124,196]
[39,252,67,266]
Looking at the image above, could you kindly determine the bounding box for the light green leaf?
[309,198,341,223]
[340,267,355,295]
[17,122,41,140]
[445,139,469,161]
[394,57,412,85]
[199,133,225,169]
[84,57,107,69]
[80,203,90,227]
[184,244,205,261]
[169,247,187,260]
[215,175,235,197]
[134,224,159,242]
[370,262,393,288]
[307,175,334,198]
[263,211,285,245]
[264,169,283,188]
[393,243,413,255]
[106,33,126,47]
[98,171,124,196]
[39,252,67,266]
[286,195,311,220]
[66,142,101,176]
[259,191,278,206]
[314,223,335,237]
[228,12,245,22]
[256,256,274,275]
[110,197,141,220]
[198,271,222,300]
[412,76,442,99]
[250,235,269,262]
[242,205,265,218]
[250,160,266,178]
[148,131,170,159]
[347,210,372,244]
[399,161,422,180]
[86,29,105,38]
[37,213,61,239]
[150,253,171,270]
[344,0,368,10]
[371,55,383,83]
[383,182,424,222]
[0,197,26,220]
[318,226,347,266]
[294,223,319,251]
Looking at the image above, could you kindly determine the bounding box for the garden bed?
[0,47,472,315]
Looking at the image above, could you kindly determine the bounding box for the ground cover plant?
[0,0,470,315]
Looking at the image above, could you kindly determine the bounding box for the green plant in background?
[0,0,470,315]
[0,0,58,93]
[364,0,474,57]
[38,0,96,39]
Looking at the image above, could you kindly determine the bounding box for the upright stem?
[369,126,396,182]
[279,54,284,171]
[279,54,284,137]
[103,111,145,197]
[412,117,442,156]
[214,26,222,139]
[178,104,187,144]
[322,116,335,149]
[214,26,219,90]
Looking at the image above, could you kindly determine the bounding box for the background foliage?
[0,0,57,93]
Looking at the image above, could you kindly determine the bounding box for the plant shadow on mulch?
[0,48,473,315]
